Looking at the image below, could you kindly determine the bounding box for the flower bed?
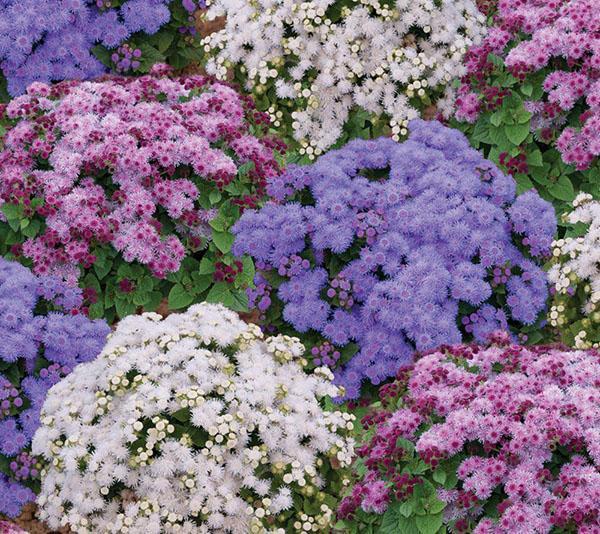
[33,303,354,533]
[338,334,600,533]
[453,0,600,212]
[0,0,206,98]
[232,120,556,399]
[0,70,286,321]
[200,0,487,153]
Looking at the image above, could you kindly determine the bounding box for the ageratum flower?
[0,0,202,96]
[455,0,600,170]
[233,120,556,399]
[340,334,600,533]
[548,192,600,349]
[201,0,487,153]
[0,258,109,518]
[0,71,285,320]
[32,303,354,533]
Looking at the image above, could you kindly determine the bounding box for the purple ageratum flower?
[233,120,557,399]
[0,258,109,517]
[0,0,174,96]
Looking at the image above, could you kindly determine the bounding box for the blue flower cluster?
[0,0,174,96]
[0,258,109,517]
[233,120,557,399]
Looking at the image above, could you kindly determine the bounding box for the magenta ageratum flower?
[341,334,600,533]
[455,0,600,170]
[0,71,284,320]
[0,257,109,518]
[232,120,556,399]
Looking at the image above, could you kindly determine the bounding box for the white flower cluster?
[548,193,600,348]
[32,303,355,533]
[201,0,486,153]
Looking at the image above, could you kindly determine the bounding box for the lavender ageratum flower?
[233,120,556,400]
[0,0,173,96]
[0,258,109,517]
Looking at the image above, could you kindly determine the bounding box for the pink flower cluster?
[456,0,600,169]
[0,68,283,283]
[341,334,600,533]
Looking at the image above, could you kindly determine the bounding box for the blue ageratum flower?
[233,120,557,400]
[0,258,109,517]
[0,0,184,96]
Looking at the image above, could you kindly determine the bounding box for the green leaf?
[504,123,530,145]
[138,43,166,71]
[432,469,446,485]
[209,190,222,205]
[144,291,164,313]
[205,282,231,306]
[514,174,534,194]
[91,45,113,68]
[521,83,533,96]
[21,219,41,238]
[205,283,248,312]
[425,495,446,515]
[156,32,175,53]
[208,214,227,232]
[115,298,137,319]
[190,273,213,295]
[548,176,575,201]
[490,111,503,127]
[212,231,235,254]
[526,149,543,167]
[415,513,443,534]
[399,501,414,518]
[378,502,420,534]
[199,257,215,275]
[133,291,151,307]
[168,284,194,310]
[88,301,105,319]
[237,255,255,287]
[94,256,113,281]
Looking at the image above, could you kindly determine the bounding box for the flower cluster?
[32,303,355,533]
[200,0,487,153]
[455,0,600,170]
[0,258,109,518]
[0,521,26,534]
[0,71,284,320]
[548,192,600,349]
[0,0,204,97]
[232,120,556,399]
[339,335,600,533]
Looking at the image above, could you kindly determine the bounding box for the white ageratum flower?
[202,0,486,152]
[548,192,600,348]
[32,303,355,534]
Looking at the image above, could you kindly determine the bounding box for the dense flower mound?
[548,192,600,349]
[0,70,285,320]
[0,0,204,97]
[200,0,487,153]
[232,120,556,399]
[32,303,355,533]
[0,257,109,518]
[338,335,600,534]
[455,0,600,170]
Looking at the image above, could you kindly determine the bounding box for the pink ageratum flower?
[340,337,600,533]
[0,71,284,283]
[456,0,600,169]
